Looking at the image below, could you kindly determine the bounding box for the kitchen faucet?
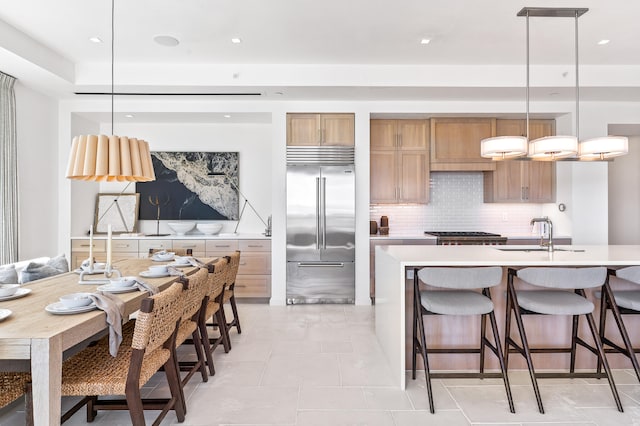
[530,217,554,252]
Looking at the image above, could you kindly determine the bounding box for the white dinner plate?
[45,301,97,315]
[0,309,12,321]
[96,284,138,294]
[0,288,31,301]
[139,270,170,278]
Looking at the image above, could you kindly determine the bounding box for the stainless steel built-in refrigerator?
[286,147,355,304]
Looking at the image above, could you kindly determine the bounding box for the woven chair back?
[209,258,228,301]
[181,267,209,322]
[131,282,183,353]
[224,251,241,288]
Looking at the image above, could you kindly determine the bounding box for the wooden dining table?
[0,257,214,426]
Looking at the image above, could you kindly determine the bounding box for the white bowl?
[168,222,196,236]
[197,223,223,235]
[109,276,136,288]
[59,292,93,308]
[153,251,175,261]
[173,256,190,265]
[148,265,169,275]
[0,284,20,297]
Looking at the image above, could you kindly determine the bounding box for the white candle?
[88,224,94,267]
[106,224,112,267]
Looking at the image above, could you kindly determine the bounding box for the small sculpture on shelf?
[147,194,170,236]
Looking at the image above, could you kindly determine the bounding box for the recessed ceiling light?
[420,38,431,45]
[124,114,134,118]
[231,38,242,44]
[153,35,180,47]
[223,114,231,118]
[89,37,103,43]
[597,39,610,45]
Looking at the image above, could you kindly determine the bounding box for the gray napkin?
[187,257,207,268]
[133,278,159,295]
[88,292,125,357]
[167,266,185,277]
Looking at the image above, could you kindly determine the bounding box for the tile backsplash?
[370,172,546,236]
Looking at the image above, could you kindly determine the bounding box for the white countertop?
[370,233,570,241]
[71,233,270,240]
[378,244,640,266]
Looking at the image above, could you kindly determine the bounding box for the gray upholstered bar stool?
[412,266,514,414]
[597,267,640,381]
[505,267,623,414]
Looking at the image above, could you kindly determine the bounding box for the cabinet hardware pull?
[239,262,247,266]
[215,244,230,248]
[235,285,247,288]
[180,244,197,248]
[247,244,262,248]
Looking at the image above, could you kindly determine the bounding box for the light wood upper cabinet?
[430,118,497,171]
[287,113,354,146]
[370,119,429,204]
[483,119,556,203]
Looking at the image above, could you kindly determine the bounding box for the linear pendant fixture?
[482,7,628,161]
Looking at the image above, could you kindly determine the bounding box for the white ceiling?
[1,0,639,101]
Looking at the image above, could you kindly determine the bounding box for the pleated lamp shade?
[66,134,155,182]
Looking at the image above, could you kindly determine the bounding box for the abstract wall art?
[136,151,239,221]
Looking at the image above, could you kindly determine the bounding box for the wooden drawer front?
[239,240,271,252]
[238,252,271,274]
[234,275,270,298]
[172,240,205,252]
[138,240,172,253]
[205,240,239,253]
[71,239,106,252]
[111,240,138,253]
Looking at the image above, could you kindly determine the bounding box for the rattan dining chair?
[505,267,623,414]
[412,266,514,414]
[596,267,640,382]
[60,281,186,426]
[210,251,241,352]
[0,372,32,425]
[184,257,230,376]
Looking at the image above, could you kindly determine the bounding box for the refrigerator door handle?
[321,177,327,250]
[297,262,345,267]
[315,177,321,250]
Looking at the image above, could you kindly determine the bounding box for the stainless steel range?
[425,231,507,245]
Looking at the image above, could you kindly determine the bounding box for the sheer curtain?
[0,71,18,264]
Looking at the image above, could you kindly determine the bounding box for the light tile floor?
[2,303,640,425]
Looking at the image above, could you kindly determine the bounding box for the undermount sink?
[496,247,585,253]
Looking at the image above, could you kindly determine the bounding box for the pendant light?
[66,0,155,182]
[483,7,627,161]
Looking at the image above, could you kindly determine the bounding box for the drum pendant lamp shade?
[66,134,155,182]
[480,136,528,160]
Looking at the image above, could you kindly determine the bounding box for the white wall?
[14,82,58,260]
[608,132,640,244]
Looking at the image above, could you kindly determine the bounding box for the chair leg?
[597,287,608,375]
[416,307,435,414]
[216,309,232,353]
[86,396,97,422]
[190,329,209,383]
[579,293,623,412]
[164,354,187,422]
[479,312,487,374]
[24,381,33,426]
[124,386,146,426]
[601,281,640,382]
[504,284,513,371]
[198,318,216,376]
[507,275,545,414]
[570,313,579,373]
[488,308,515,413]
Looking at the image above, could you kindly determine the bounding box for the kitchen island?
[375,244,640,389]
